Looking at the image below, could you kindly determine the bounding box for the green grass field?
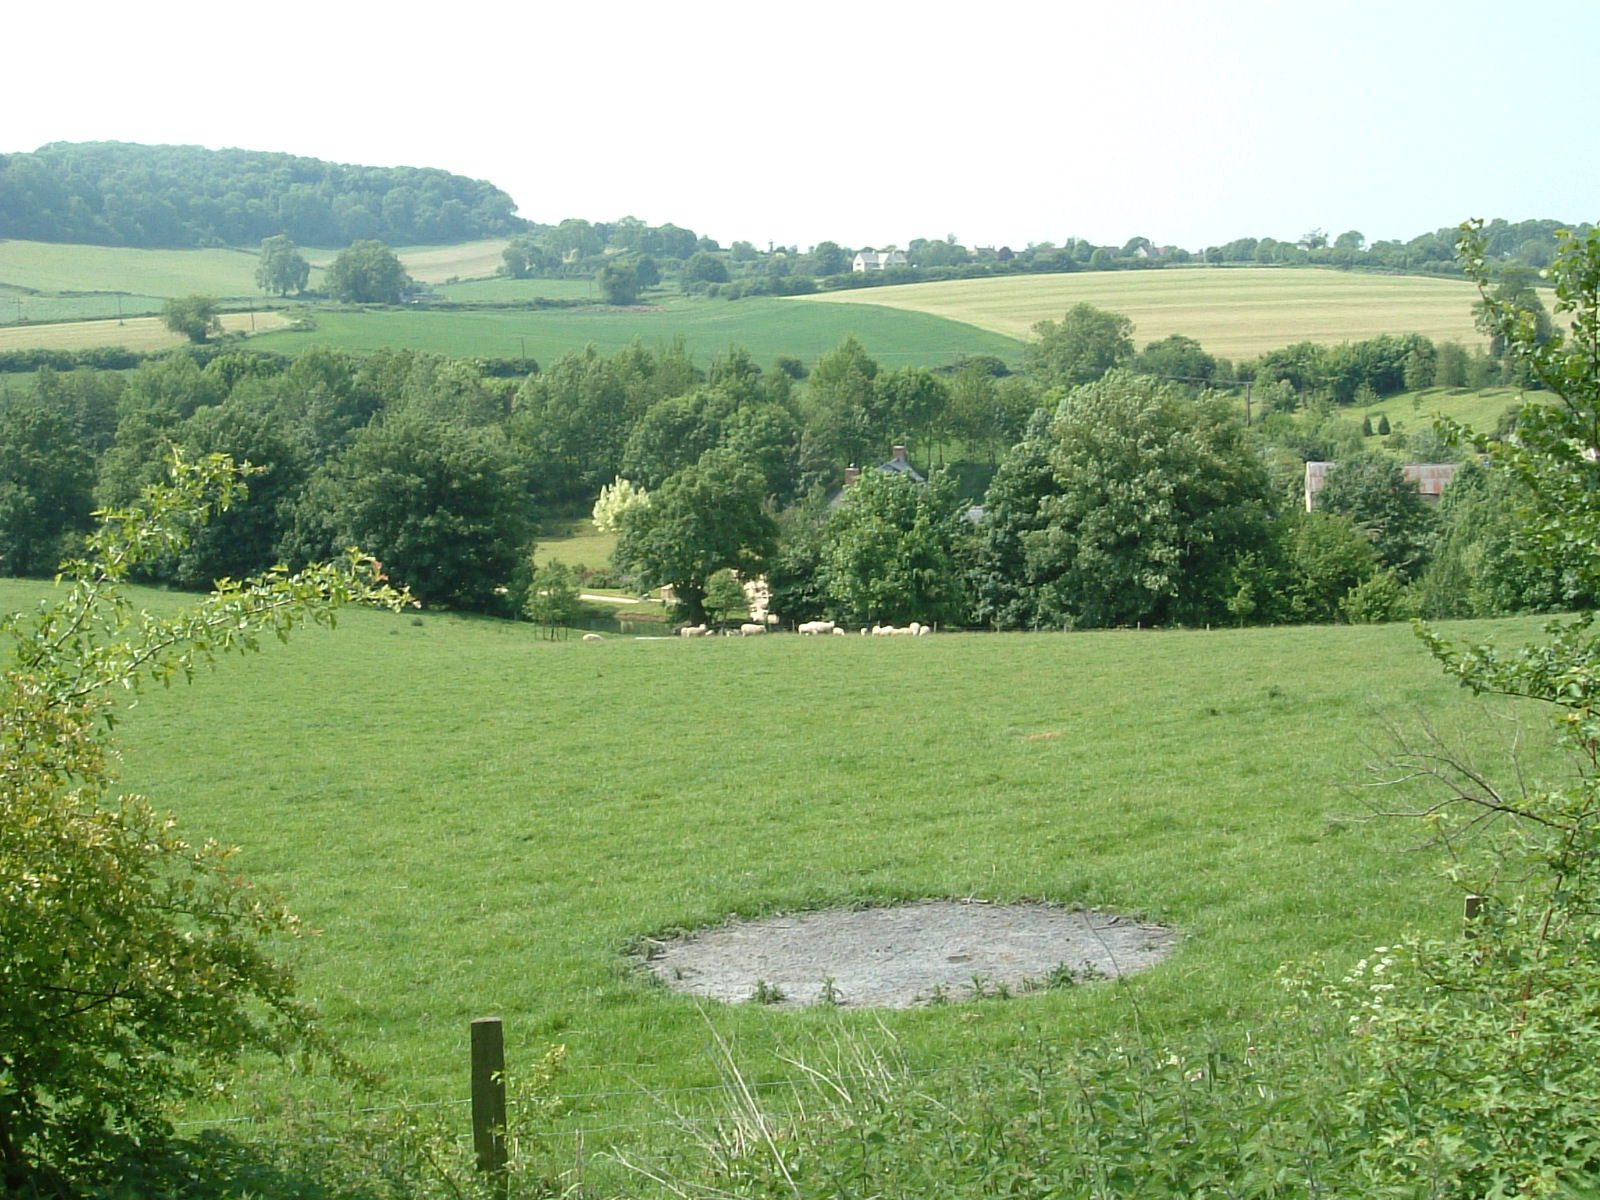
[251,295,1025,368]
[0,569,1549,1174]
[796,268,1495,361]
[437,276,605,302]
[0,240,288,299]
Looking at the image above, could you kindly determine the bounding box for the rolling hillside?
[795,267,1496,361]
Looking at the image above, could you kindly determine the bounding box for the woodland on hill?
[0,142,527,248]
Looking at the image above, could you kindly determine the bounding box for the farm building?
[852,249,908,272]
[1303,461,1460,511]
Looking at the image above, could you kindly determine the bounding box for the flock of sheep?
[577,620,936,642]
[670,619,933,638]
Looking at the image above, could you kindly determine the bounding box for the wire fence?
[172,1060,963,1139]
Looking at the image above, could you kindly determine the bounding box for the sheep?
[832,627,846,636]
[798,620,836,636]
[581,633,604,642]
[739,623,766,636]
[916,624,932,635]
[678,623,709,638]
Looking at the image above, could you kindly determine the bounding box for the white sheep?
[832,627,846,636]
[798,620,836,636]
[739,623,766,636]
[678,623,709,637]
[581,633,604,642]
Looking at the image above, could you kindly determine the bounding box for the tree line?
[0,293,1577,631]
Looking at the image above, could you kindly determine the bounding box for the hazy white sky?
[8,0,1597,252]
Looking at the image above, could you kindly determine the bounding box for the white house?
[852,249,909,272]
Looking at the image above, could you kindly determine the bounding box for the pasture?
[7,571,1546,1171]
[795,268,1496,361]
[251,296,1025,368]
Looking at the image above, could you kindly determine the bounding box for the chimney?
[844,466,861,487]
[891,444,908,465]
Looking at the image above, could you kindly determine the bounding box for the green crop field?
[0,567,1546,1178]
[437,276,603,302]
[251,295,1025,368]
[795,268,1496,361]
[0,239,294,299]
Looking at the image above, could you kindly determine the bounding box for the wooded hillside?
[0,142,529,248]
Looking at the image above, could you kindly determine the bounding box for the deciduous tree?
[325,240,409,303]
[254,234,310,296]
[160,294,221,343]
[614,446,776,622]
[1023,303,1134,390]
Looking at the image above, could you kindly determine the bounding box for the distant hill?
[0,141,530,249]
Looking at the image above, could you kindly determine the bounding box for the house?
[831,446,926,509]
[1304,461,1461,511]
[852,249,909,272]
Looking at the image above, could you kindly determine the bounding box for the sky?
[8,0,1598,253]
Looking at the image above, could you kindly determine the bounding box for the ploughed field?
[1,573,1546,1164]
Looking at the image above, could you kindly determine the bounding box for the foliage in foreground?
[0,455,405,1192]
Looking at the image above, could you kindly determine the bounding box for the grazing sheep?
[832,627,846,636]
[581,633,604,642]
[678,623,709,637]
[798,620,836,636]
[916,624,932,635]
[739,623,766,636]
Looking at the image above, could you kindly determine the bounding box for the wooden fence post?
[471,1017,508,1176]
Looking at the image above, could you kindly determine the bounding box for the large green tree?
[0,456,403,1191]
[254,234,310,296]
[819,467,969,627]
[975,371,1273,628]
[325,240,409,303]
[1023,302,1135,390]
[1313,451,1434,579]
[0,396,96,576]
[615,446,776,622]
[160,294,221,343]
[288,416,530,611]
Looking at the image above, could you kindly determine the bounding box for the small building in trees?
[1304,461,1461,511]
[852,249,908,272]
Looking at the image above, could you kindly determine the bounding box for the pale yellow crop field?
[301,239,511,284]
[793,268,1495,361]
[0,311,293,353]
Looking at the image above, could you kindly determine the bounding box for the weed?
[749,979,785,1005]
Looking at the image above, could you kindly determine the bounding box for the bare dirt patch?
[640,901,1178,1009]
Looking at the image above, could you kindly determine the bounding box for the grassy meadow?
[251,295,1024,368]
[437,276,601,302]
[0,569,1554,1169]
[797,268,1495,361]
